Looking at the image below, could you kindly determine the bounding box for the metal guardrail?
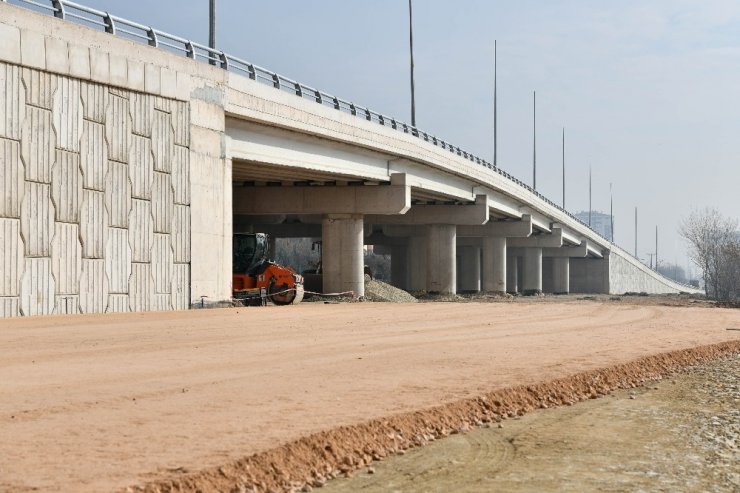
[2,0,698,290]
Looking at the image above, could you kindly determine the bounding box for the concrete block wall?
[0,61,190,317]
[608,252,689,294]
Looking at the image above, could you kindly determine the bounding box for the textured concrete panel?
[172,100,189,146]
[130,92,153,137]
[0,297,20,317]
[171,263,189,310]
[129,262,152,312]
[89,50,109,85]
[0,62,23,140]
[105,227,132,294]
[21,182,54,257]
[79,189,106,259]
[152,233,173,294]
[20,257,55,316]
[172,145,190,205]
[151,293,172,311]
[109,53,128,87]
[106,293,129,313]
[153,96,171,112]
[79,258,108,313]
[105,94,131,163]
[109,88,129,99]
[54,295,79,315]
[45,37,69,75]
[105,161,131,228]
[81,81,106,123]
[152,172,173,234]
[0,218,23,296]
[0,138,22,218]
[53,77,83,152]
[172,204,190,263]
[144,63,160,95]
[51,222,81,295]
[21,106,54,183]
[68,44,90,80]
[51,149,82,223]
[20,28,45,70]
[22,68,56,109]
[80,120,107,191]
[128,59,145,91]
[151,109,173,172]
[128,199,153,262]
[129,134,153,200]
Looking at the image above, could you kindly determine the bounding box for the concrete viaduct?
[0,1,699,316]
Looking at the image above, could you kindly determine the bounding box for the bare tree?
[679,208,739,300]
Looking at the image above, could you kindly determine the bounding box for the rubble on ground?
[364,279,417,303]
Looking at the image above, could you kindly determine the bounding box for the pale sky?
[64,0,740,272]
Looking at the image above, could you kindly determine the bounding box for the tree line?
[680,208,740,302]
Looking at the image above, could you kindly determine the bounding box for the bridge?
[0,0,699,317]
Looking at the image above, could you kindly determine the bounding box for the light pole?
[408,0,416,127]
[562,127,565,208]
[532,91,536,190]
[209,0,216,65]
[493,39,497,167]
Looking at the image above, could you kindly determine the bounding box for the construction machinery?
[232,233,304,305]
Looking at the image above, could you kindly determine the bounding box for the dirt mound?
[129,340,740,493]
[364,279,417,303]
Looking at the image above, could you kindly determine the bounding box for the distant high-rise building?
[574,211,613,240]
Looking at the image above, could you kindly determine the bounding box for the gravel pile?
[364,279,418,303]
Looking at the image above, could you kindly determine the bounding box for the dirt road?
[0,301,738,492]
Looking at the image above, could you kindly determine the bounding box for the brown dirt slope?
[133,341,740,493]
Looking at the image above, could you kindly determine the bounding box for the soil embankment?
[0,301,737,492]
[323,354,740,492]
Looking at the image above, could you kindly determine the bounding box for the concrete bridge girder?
[365,194,489,226]
[232,183,411,216]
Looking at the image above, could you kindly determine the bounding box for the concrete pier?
[458,246,481,293]
[408,236,427,292]
[322,214,364,298]
[390,244,408,289]
[507,255,519,294]
[522,247,543,295]
[482,236,506,293]
[552,257,570,294]
[426,225,456,294]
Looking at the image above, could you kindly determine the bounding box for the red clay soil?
[0,301,738,492]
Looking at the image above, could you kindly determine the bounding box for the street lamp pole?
[209,0,216,65]
[408,0,416,127]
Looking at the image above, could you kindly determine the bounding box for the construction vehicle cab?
[232,233,304,305]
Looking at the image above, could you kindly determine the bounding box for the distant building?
[574,211,613,240]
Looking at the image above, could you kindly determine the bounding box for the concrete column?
[506,255,518,293]
[426,225,456,294]
[553,257,570,294]
[458,246,481,293]
[322,214,364,298]
[522,247,543,295]
[390,244,408,289]
[482,236,506,293]
[407,236,427,292]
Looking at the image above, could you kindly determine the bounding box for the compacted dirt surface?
[323,354,740,493]
[0,300,738,492]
